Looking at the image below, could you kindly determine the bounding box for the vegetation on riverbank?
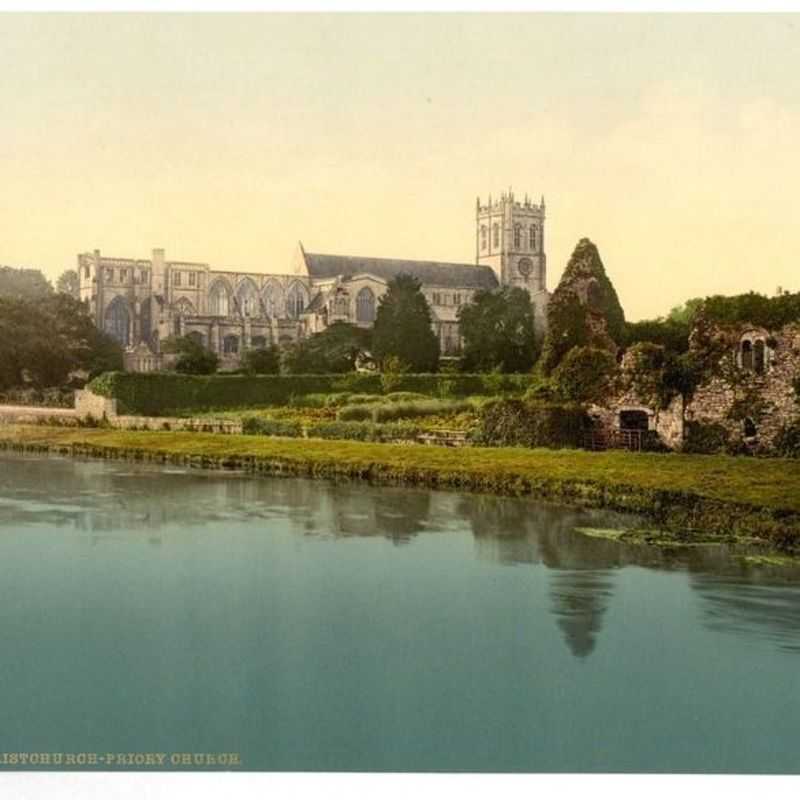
[3,425,800,552]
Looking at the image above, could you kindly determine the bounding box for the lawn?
[3,423,800,513]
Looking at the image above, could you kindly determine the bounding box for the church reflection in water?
[3,453,800,659]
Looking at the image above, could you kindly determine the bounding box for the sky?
[1,12,799,320]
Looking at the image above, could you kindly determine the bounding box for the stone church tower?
[476,190,550,334]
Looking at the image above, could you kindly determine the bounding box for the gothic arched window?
[262,282,283,319]
[286,283,307,319]
[235,279,259,317]
[208,281,230,316]
[492,223,500,247]
[104,296,130,347]
[356,287,376,323]
[530,225,537,251]
[174,297,195,316]
[480,226,487,251]
[514,225,521,249]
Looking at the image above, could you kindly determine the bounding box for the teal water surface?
[0,452,799,773]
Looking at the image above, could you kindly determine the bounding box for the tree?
[552,346,618,404]
[0,265,52,300]
[241,345,281,375]
[283,322,372,374]
[458,287,538,373]
[0,294,123,390]
[667,298,703,325]
[372,274,439,372]
[56,269,80,299]
[540,238,625,374]
[623,317,691,355]
[162,335,218,375]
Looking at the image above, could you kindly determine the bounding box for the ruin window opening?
[744,417,758,438]
[754,340,766,374]
[740,340,753,370]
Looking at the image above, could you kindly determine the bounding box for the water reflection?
[690,574,800,654]
[2,453,800,660]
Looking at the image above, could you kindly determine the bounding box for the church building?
[79,192,549,371]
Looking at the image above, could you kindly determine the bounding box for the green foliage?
[699,290,800,330]
[540,238,625,374]
[337,404,374,422]
[659,352,702,404]
[458,286,538,372]
[0,265,52,300]
[552,346,618,404]
[684,421,731,455]
[0,294,122,391]
[338,398,473,424]
[87,371,539,415]
[667,298,704,325]
[307,420,423,442]
[380,355,410,393]
[162,335,219,375]
[240,346,281,375]
[472,399,589,449]
[56,269,80,299]
[372,274,439,372]
[241,416,303,437]
[282,322,371,374]
[623,316,691,355]
[0,386,75,408]
[775,422,800,458]
[385,392,429,403]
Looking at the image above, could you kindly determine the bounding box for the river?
[1,452,799,773]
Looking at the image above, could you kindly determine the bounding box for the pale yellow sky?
[2,13,799,319]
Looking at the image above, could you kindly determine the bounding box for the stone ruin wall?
[685,323,800,451]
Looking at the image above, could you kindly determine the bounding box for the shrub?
[307,421,422,443]
[241,417,303,437]
[385,392,429,403]
[371,399,472,423]
[337,398,473,424]
[552,346,617,404]
[337,404,374,422]
[472,399,589,449]
[380,356,410,393]
[775,421,800,458]
[240,346,281,375]
[683,421,730,454]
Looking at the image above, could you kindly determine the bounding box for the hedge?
[88,372,538,416]
[472,399,590,449]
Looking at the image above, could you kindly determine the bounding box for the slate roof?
[304,252,498,290]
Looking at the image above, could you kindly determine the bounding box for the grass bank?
[3,425,800,552]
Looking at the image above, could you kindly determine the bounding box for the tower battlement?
[476,191,545,216]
